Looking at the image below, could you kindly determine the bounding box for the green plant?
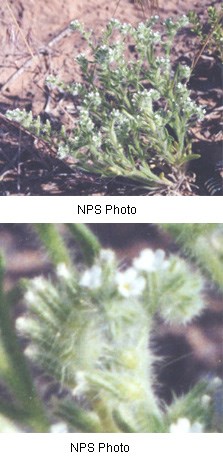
[160,224,223,290]
[7,15,206,195]
[188,6,223,64]
[0,256,49,432]
[0,224,222,432]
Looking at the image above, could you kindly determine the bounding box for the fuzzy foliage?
[0,224,222,432]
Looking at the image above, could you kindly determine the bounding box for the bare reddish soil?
[0,0,222,195]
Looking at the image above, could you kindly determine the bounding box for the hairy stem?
[34,224,71,267]
[0,255,49,432]
[66,224,101,265]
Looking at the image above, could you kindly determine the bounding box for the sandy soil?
[1,0,221,112]
[0,0,222,195]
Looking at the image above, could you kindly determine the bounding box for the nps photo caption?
[71,441,130,453]
[76,204,137,216]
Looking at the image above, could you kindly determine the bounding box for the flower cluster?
[164,15,189,37]
[83,90,102,108]
[132,89,161,113]
[76,248,170,298]
[18,247,205,380]
[13,231,219,433]
[23,248,203,326]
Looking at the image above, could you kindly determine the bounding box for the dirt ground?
[0,0,222,195]
[0,223,222,403]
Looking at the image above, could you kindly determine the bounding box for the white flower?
[24,344,39,359]
[177,64,191,80]
[83,90,102,107]
[70,19,81,31]
[50,422,68,433]
[24,289,37,305]
[99,249,115,264]
[169,418,203,433]
[25,277,48,304]
[120,23,132,34]
[0,415,21,433]
[56,263,72,280]
[58,144,69,159]
[70,83,82,96]
[32,277,48,291]
[178,15,189,28]
[116,268,146,298]
[209,376,222,390]
[80,265,102,289]
[109,18,121,28]
[133,249,169,273]
[72,371,89,397]
[201,394,211,408]
[16,316,35,334]
[91,133,102,148]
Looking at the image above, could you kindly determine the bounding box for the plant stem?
[161,224,223,289]
[188,12,223,80]
[34,224,71,267]
[92,397,120,432]
[0,255,49,432]
[66,224,101,265]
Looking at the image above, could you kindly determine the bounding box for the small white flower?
[178,15,189,28]
[99,249,115,264]
[111,109,121,119]
[151,31,161,43]
[120,23,132,34]
[209,376,222,390]
[50,422,68,433]
[56,263,72,280]
[71,83,82,96]
[32,277,48,292]
[178,64,191,79]
[201,394,211,408]
[169,418,203,433]
[25,289,38,305]
[190,421,204,433]
[76,52,86,60]
[58,144,69,159]
[25,277,48,304]
[24,344,38,359]
[116,268,146,298]
[0,415,21,433]
[70,19,81,31]
[133,249,169,273]
[16,316,34,334]
[80,265,102,289]
[109,18,121,28]
[72,371,89,397]
[91,133,102,148]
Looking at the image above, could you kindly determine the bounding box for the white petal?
[116,268,145,297]
[50,422,68,433]
[80,265,102,289]
[133,249,156,272]
[56,263,72,280]
[99,249,115,263]
[190,422,203,433]
[169,418,191,433]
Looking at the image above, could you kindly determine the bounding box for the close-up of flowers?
[0,224,222,433]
